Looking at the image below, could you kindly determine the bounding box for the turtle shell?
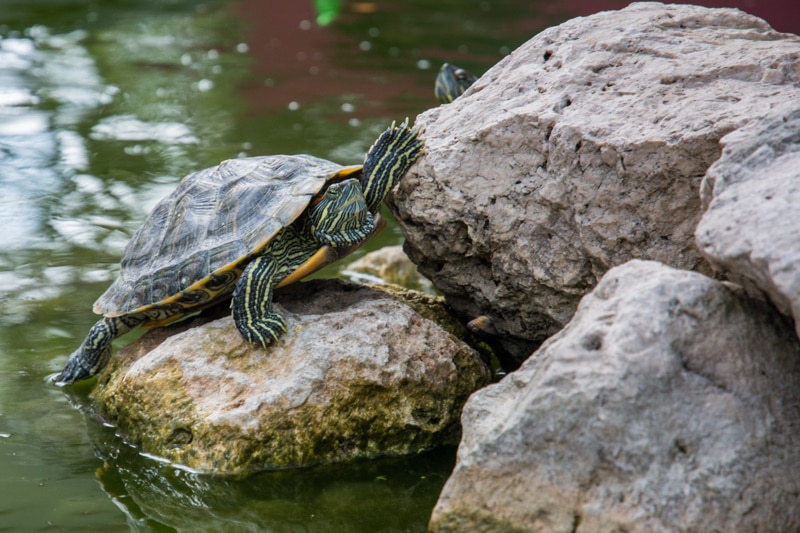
[95,155,361,317]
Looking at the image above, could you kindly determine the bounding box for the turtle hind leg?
[232,255,287,348]
[55,315,143,385]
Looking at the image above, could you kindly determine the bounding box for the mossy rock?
[91,279,490,474]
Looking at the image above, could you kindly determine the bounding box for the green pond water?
[1,0,793,530]
[0,1,546,530]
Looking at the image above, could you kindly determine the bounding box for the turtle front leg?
[55,315,143,385]
[309,180,374,247]
[231,255,286,347]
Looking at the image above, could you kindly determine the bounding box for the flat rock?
[430,260,800,532]
[91,279,490,475]
[696,103,800,340]
[390,1,800,361]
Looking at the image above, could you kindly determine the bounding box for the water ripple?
[90,115,199,144]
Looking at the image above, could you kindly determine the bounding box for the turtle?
[55,120,423,384]
[434,63,478,104]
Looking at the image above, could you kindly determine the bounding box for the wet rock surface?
[390,1,800,362]
[429,260,800,532]
[91,279,490,475]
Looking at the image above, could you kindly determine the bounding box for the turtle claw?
[55,316,135,385]
[236,312,288,348]
[54,346,102,385]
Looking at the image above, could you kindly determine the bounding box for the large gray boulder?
[91,279,490,475]
[390,1,800,361]
[696,103,800,340]
[430,260,800,532]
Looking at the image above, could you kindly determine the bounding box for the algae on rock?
[92,279,490,475]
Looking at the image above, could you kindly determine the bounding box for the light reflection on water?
[0,27,117,328]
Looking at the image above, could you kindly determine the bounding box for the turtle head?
[359,120,424,213]
[435,63,478,104]
[313,180,367,225]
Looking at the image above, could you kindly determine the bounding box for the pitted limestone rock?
[696,103,800,342]
[430,260,800,532]
[390,2,800,362]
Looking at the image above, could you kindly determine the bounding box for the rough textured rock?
[91,279,490,475]
[343,245,434,293]
[390,2,800,360]
[696,103,800,340]
[429,260,800,533]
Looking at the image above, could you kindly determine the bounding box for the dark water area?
[0,1,796,530]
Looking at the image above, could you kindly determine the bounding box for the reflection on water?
[86,406,453,532]
[0,30,104,253]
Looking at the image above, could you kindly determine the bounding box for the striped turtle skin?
[56,121,423,384]
[435,63,478,104]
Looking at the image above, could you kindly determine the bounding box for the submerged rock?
[430,260,800,532]
[91,279,490,475]
[343,245,434,293]
[390,1,800,362]
[696,103,800,341]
